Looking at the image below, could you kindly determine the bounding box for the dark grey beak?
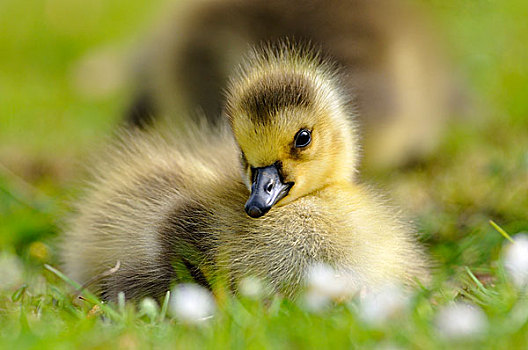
[245,163,293,218]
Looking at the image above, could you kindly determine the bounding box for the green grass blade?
[44,264,121,320]
[159,290,171,322]
[489,220,515,243]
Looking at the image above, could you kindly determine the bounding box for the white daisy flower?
[139,297,159,320]
[303,262,360,311]
[0,251,24,290]
[239,276,266,299]
[306,263,359,297]
[357,283,409,325]
[503,233,528,289]
[169,283,216,323]
[435,302,488,340]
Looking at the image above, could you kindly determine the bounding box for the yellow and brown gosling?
[62,43,429,301]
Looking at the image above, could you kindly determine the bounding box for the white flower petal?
[139,297,159,319]
[358,283,409,325]
[239,276,266,299]
[303,289,331,312]
[169,283,216,324]
[503,233,528,289]
[0,251,24,290]
[305,262,359,299]
[435,302,488,340]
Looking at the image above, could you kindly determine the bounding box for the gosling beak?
[245,163,293,218]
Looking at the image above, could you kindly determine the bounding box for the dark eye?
[294,129,312,148]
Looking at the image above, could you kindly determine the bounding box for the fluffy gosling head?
[225,43,359,218]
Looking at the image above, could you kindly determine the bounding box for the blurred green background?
[0,0,168,254]
[0,0,527,347]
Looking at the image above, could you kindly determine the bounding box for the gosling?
[62,43,429,301]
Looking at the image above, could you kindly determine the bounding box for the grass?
[1,0,527,348]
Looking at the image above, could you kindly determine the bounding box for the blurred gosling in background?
[126,0,462,169]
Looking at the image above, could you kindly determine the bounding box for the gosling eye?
[294,129,312,148]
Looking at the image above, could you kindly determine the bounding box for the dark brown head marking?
[239,73,313,123]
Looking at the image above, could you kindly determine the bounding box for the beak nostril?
[247,206,263,218]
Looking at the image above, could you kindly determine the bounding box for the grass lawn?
[1,0,527,348]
